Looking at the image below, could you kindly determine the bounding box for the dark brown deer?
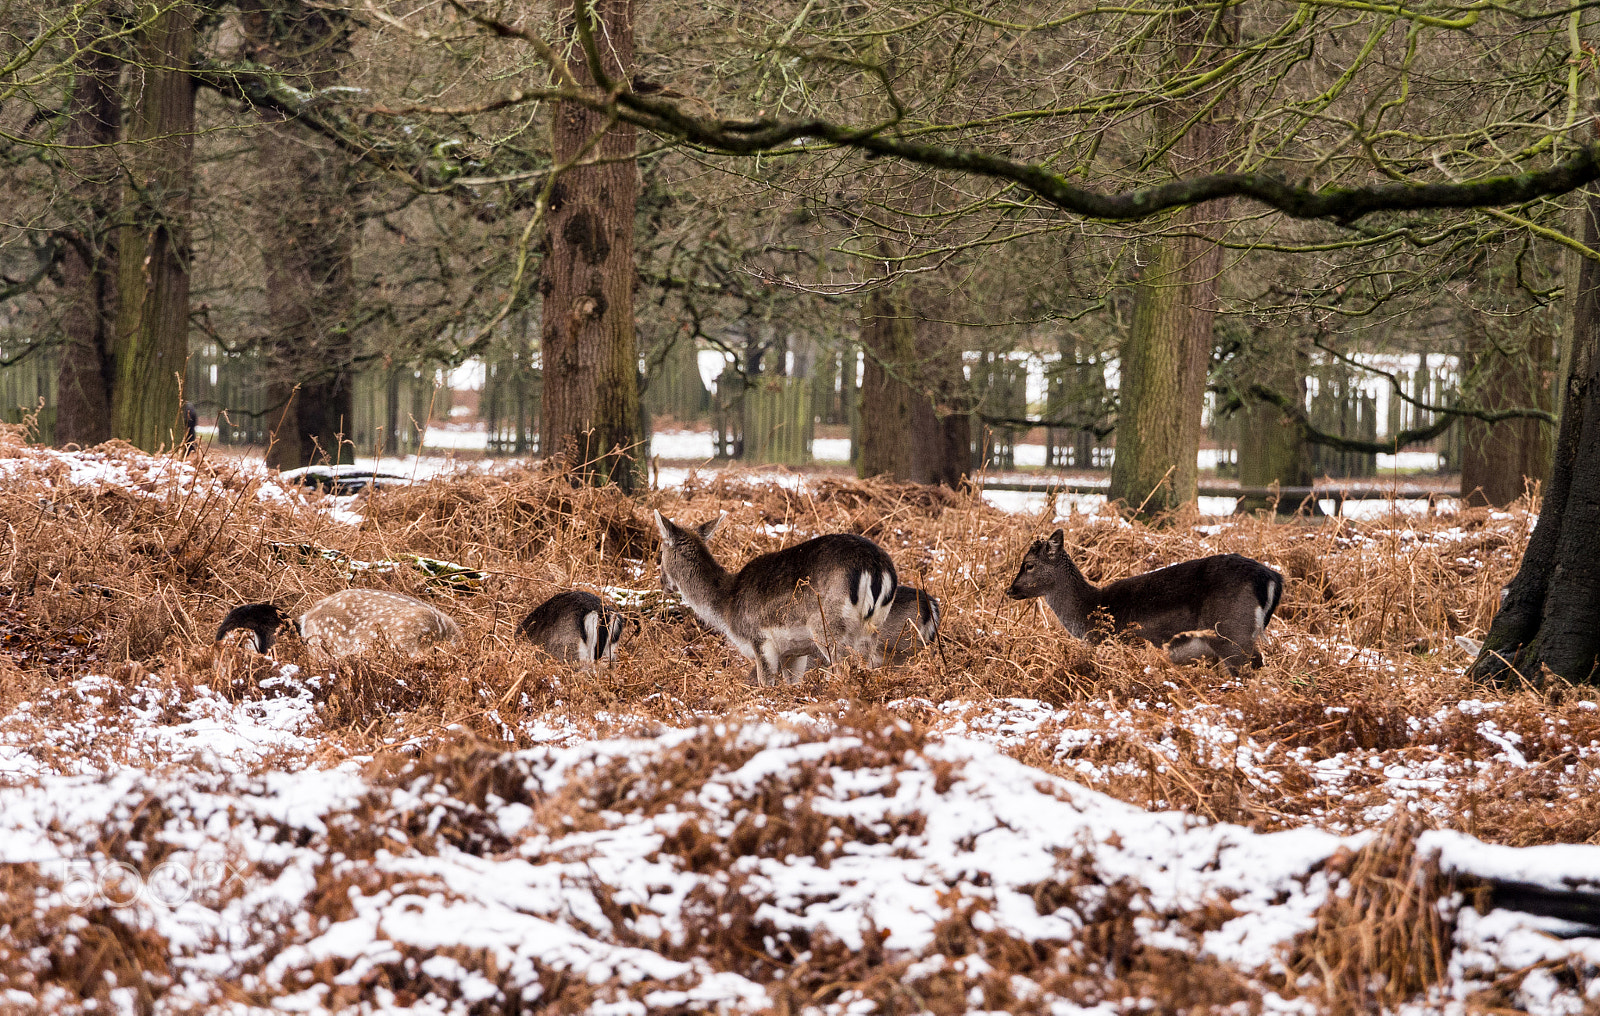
[878,586,941,665]
[1006,530,1282,671]
[516,591,627,664]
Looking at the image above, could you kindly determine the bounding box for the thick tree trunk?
[539,0,642,490]
[856,287,916,479]
[907,288,971,487]
[1236,342,1319,515]
[856,284,972,486]
[54,35,121,447]
[1459,346,1552,508]
[111,2,196,451]
[1108,212,1227,516]
[241,1,358,468]
[1471,191,1600,685]
[1106,10,1233,518]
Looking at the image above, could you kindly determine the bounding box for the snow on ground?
[202,423,1445,475]
[1,441,1594,1013]
[641,432,1439,473]
[1,708,1595,1013]
[914,692,1595,835]
[0,725,1343,1010]
[201,425,1450,520]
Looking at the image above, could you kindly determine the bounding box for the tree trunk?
[1236,341,1319,515]
[1106,10,1233,519]
[1471,190,1600,685]
[111,2,196,451]
[241,0,358,469]
[539,0,642,490]
[856,284,972,486]
[1459,345,1552,508]
[1109,214,1227,516]
[856,287,916,479]
[54,33,121,447]
[907,292,972,487]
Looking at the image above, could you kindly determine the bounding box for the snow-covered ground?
[1,691,1595,1013]
[644,431,1440,473]
[199,425,1449,520]
[2,439,1592,1013]
[980,488,1456,520]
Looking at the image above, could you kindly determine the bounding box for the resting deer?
[1006,530,1282,671]
[216,589,460,657]
[516,591,627,664]
[653,511,898,684]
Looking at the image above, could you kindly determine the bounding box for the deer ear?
[653,510,675,546]
[1049,529,1065,550]
[697,513,724,541]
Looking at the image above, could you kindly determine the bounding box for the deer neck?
[1044,557,1101,637]
[674,541,738,626]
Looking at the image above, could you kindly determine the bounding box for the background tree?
[111,0,197,451]
[1106,7,1234,516]
[53,14,122,446]
[239,0,360,468]
[538,0,642,488]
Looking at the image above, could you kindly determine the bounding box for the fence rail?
[976,479,1454,513]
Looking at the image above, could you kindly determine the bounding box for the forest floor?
[0,429,1595,1014]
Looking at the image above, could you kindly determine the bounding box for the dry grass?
[1,434,1595,849]
[1285,816,1457,1014]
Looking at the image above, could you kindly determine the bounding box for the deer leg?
[782,654,810,683]
[1164,631,1223,666]
[753,640,783,686]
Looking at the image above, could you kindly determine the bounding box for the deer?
[1006,530,1283,672]
[516,591,627,664]
[804,585,941,672]
[653,511,898,685]
[215,589,460,658]
[877,586,941,665]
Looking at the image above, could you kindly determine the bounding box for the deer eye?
[1025,562,1035,570]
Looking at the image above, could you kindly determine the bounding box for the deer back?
[730,533,898,632]
[299,589,461,656]
[1098,554,1283,648]
[517,591,624,662]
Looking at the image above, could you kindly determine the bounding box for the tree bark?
[856,284,972,486]
[111,2,196,451]
[907,287,971,487]
[1471,189,1600,685]
[1106,11,1233,518]
[1109,213,1227,516]
[1236,340,1319,515]
[54,31,122,447]
[539,0,642,490]
[241,0,358,468]
[1459,345,1552,508]
[856,287,917,479]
